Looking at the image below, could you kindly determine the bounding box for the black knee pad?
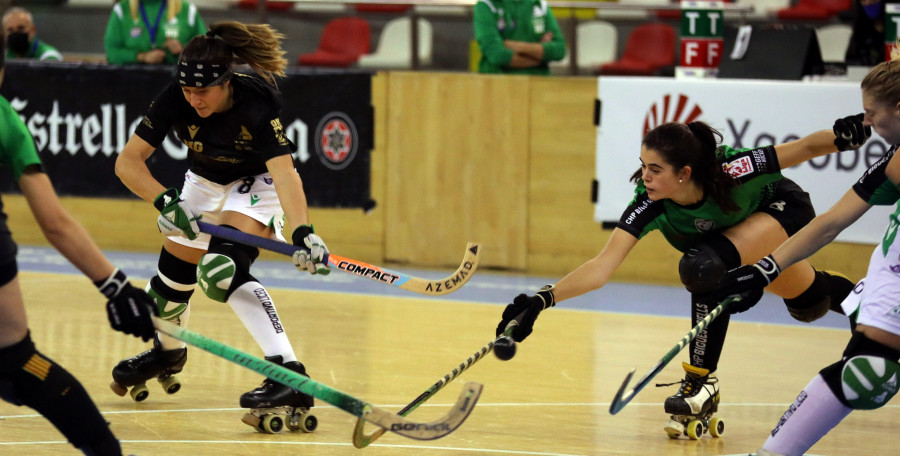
[200,231,260,301]
[679,234,741,295]
[784,271,831,322]
[821,270,855,315]
[820,332,900,409]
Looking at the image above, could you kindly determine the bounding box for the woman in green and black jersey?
[495,118,869,437]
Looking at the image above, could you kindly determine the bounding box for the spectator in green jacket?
[104,0,205,65]
[473,0,566,75]
[3,7,62,62]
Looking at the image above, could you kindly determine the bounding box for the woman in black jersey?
[0,34,156,454]
[112,21,323,431]
[495,119,870,439]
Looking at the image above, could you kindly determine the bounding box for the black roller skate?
[109,337,187,402]
[239,356,318,434]
[660,362,724,440]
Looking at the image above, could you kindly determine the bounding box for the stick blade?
[402,242,481,296]
[364,382,483,441]
[352,417,386,448]
[609,369,636,415]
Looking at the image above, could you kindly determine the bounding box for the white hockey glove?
[154,188,200,240]
[291,225,330,275]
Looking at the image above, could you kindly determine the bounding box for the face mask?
[7,32,29,54]
[864,3,882,19]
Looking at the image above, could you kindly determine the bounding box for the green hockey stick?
[608,297,734,415]
[152,317,483,441]
[352,311,526,448]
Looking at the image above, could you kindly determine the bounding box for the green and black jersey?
[616,145,783,252]
[135,74,295,185]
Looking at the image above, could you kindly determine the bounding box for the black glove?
[716,255,781,314]
[833,113,871,151]
[496,284,555,342]
[95,269,158,341]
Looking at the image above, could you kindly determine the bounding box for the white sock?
[762,374,852,456]
[227,281,297,362]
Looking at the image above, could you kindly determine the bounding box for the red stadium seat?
[298,17,371,67]
[237,0,293,11]
[777,0,851,20]
[354,3,411,13]
[597,23,675,76]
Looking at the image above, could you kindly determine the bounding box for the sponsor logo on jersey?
[270,118,288,147]
[723,155,754,178]
[250,194,261,206]
[234,125,254,151]
[642,93,703,137]
[315,112,358,170]
[188,125,200,139]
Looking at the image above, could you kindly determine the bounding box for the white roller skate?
[239,356,318,434]
[110,337,187,402]
[660,362,724,440]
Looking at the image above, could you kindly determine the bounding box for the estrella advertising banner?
[595,76,890,244]
[0,61,373,209]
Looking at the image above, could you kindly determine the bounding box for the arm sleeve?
[473,2,514,66]
[0,101,42,181]
[540,6,567,62]
[104,6,140,64]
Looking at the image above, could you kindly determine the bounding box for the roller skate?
[109,337,187,402]
[240,356,318,434]
[660,363,724,440]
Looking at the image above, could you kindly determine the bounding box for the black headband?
[177,61,231,88]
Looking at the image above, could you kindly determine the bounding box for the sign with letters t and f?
[677,1,723,78]
[886,4,900,60]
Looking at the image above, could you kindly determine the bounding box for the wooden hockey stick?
[608,297,734,415]
[197,221,480,296]
[352,311,526,448]
[152,317,483,441]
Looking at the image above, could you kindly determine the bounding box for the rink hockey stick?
[152,317,483,440]
[352,311,526,448]
[608,296,734,415]
[197,221,481,296]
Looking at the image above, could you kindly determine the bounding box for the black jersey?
[135,73,294,185]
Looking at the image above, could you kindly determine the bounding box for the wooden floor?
[2,271,897,456]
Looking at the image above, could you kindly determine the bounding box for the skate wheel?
[686,419,703,440]
[159,375,181,395]
[709,417,725,438]
[110,381,127,397]
[261,414,285,434]
[130,383,149,402]
[298,413,317,433]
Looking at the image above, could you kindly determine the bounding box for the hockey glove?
[716,255,781,314]
[291,225,330,275]
[95,269,158,341]
[833,113,871,151]
[496,284,555,342]
[154,188,200,240]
